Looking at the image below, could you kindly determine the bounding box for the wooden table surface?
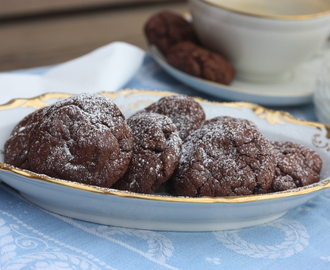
[0,1,188,72]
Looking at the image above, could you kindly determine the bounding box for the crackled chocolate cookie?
[135,95,205,140]
[112,112,182,194]
[144,11,199,55]
[172,116,276,197]
[166,41,235,85]
[270,141,322,192]
[4,93,134,188]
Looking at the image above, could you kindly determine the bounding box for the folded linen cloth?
[0,42,145,104]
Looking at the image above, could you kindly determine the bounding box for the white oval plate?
[0,89,330,231]
[150,46,324,106]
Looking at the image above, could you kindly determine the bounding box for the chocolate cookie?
[4,93,134,188]
[112,112,182,194]
[166,41,235,85]
[144,11,198,55]
[135,95,205,140]
[270,141,322,192]
[172,116,276,197]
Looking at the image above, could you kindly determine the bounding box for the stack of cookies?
[144,11,236,85]
[4,93,322,197]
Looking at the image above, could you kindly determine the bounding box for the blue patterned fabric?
[1,54,329,270]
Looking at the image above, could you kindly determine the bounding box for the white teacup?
[189,0,330,82]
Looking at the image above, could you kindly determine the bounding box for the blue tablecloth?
[1,54,329,270]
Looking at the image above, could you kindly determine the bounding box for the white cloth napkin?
[0,42,146,104]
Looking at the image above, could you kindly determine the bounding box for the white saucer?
[150,46,325,106]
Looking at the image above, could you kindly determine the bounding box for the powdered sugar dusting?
[173,116,276,197]
[112,112,182,194]
[271,140,322,192]
[3,93,323,198]
[137,95,205,140]
[4,93,134,187]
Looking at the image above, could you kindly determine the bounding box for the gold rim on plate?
[1,89,330,203]
[201,0,330,20]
